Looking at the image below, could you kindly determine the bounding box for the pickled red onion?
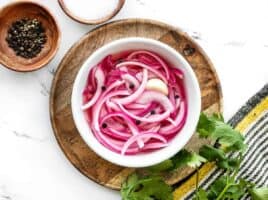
[82,67,104,110]
[82,50,187,155]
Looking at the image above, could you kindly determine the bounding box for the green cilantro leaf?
[223,182,247,200]
[121,173,173,200]
[171,149,206,170]
[193,189,208,200]
[197,113,247,152]
[199,145,240,170]
[199,145,226,161]
[121,173,139,198]
[249,187,268,200]
[206,177,250,200]
[147,159,173,172]
[207,176,228,199]
[197,113,223,137]
[147,149,206,173]
[185,152,207,168]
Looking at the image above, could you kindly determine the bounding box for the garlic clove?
[146,78,169,95]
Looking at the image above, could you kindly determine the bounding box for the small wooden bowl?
[0,1,60,72]
[58,0,125,25]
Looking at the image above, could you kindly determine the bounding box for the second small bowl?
[58,0,125,25]
[0,1,60,72]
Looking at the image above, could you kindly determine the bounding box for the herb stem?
[216,176,231,200]
[232,152,243,179]
[216,183,230,200]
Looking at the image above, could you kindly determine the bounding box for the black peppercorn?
[6,18,47,59]
[135,120,141,125]
[117,59,124,64]
[129,84,135,89]
[150,110,156,115]
[101,86,106,91]
[102,123,108,128]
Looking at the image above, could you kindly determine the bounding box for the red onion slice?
[101,128,131,140]
[117,103,171,123]
[82,67,105,110]
[117,61,167,83]
[92,90,129,133]
[127,50,170,80]
[159,101,187,134]
[121,133,167,155]
[121,73,140,90]
[115,69,148,105]
[125,103,149,110]
[99,111,144,148]
[115,90,174,123]
[142,142,169,151]
[137,91,175,112]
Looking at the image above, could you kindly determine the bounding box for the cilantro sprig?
[148,149,206,173]
[120,113,268,200]
[197,113,247,152]
[121,173,173,200]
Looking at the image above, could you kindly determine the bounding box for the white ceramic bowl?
[72,37,201,168]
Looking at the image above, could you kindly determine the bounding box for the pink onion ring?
[114,69,148,105]
[127,50,170,80]
[82,51,188,155]
[121,133,167,155]
[117,61,167,83]
[82,67,105,110]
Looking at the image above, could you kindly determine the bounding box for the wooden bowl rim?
[58,0,125,25]
[0,0,61,72]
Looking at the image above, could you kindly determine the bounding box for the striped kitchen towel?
[173,84,268,200]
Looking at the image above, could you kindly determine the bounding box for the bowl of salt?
[58,0,125,25]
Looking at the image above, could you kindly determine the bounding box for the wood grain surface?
[50,19,223,190]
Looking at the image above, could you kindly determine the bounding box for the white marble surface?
[0,0,267,199]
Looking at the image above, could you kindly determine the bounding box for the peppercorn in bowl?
[0,1,60,72]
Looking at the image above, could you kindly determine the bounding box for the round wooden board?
[50,19,223,190]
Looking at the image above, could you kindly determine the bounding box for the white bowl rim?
[71,37,201,168]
